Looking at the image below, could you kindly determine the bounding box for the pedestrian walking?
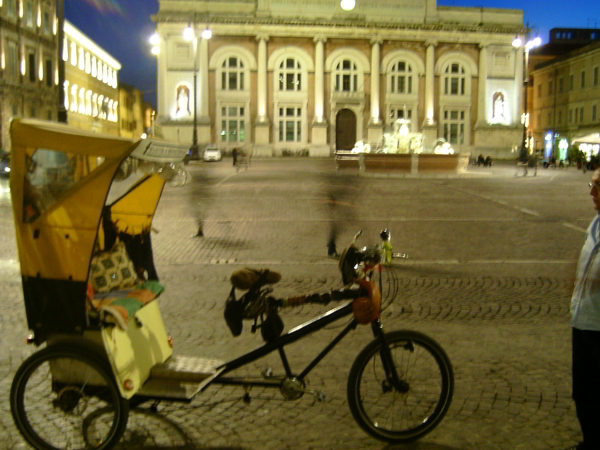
[565,168,600,449]
[232,147,238,167]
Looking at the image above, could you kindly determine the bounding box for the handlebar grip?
[281,288,359,308]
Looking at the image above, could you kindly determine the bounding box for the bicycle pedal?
[314,391,326,402]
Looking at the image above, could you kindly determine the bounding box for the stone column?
[477,43,488,125]
[514,46,523,127]
[422,40,438,149]
[313,36,326,123]
[368,37,384,146]
[424,40,437,125]
[311,35,329,156]
[255,34,270,146]
[157,36,168,122]
[198,34,211,144]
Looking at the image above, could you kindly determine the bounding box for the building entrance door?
[336,109,356,150]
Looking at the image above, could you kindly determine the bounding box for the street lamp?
[149,24,211,156]
[513,35,542,157]
[184,23,211,158]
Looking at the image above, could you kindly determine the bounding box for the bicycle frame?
[210,301,389,390]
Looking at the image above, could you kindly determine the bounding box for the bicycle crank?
[280,377,326,401]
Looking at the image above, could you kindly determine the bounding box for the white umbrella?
[572,133,600,144]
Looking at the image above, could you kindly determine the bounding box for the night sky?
[66,0,600,111]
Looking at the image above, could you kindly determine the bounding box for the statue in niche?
[176,84,191,117]
[492,91,505,122]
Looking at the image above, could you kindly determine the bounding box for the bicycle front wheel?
[10,345,129,450]
[347,330,453,443]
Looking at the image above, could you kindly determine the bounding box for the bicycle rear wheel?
[347,330,453,443]
[10,345,129,450]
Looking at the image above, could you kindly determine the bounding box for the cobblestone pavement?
[0,159,594,450]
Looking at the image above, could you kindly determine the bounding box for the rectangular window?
[28,53,36,82]
[343,74,350,91]
[569,74,574,90]
[7,0,15,16]
[559,77,564,93]
[7,41,18,79]
[593,105,597,121]
[594,67,599,86]
[45,59,52,87]
[442,108,465,144]
[450,78,458,95]
[581,71,586,88]
[537,84,542,98]
[278,106,302,142]
[44,11,50,34]
[26,1,33,26]
[549,80,553,95]
[220,105,245,143]
[580,107,584,123]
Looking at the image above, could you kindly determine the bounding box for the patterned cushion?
[90,242,138,293]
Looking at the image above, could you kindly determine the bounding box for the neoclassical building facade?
[153,0,527,157]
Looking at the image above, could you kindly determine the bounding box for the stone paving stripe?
[214,172,239,187]
[518,207,541,216]
[562,222,587,233]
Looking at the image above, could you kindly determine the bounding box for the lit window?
[79,88,85,114]
[220,105,246,142]
[70,84,78,112]
[70,42,77,66]
[86,90,92,115]
[92,93,98,117]
[78,47,84,70]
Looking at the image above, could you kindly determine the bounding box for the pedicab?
[8,118,454,450]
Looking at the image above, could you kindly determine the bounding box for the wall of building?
[154,0,526,158]
[0,0,58,151]
[531,42,600,159]
[62,20,120,136]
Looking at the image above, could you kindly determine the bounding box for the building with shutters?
[0,0,58,151]
[153,0,527,158]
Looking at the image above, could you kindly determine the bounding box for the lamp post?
[513,35,542,157]
[149,23,211,156]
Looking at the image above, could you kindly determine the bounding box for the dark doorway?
[336,109,356,150]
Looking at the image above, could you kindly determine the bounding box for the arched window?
[221,57,245,91]
[334,59,358,92]
[70,84,78,112]
[390,61,412,94]
[278,58,302,91]
[78,87,85,114]
[443,63,466,95]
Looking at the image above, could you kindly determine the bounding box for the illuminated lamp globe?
[340,0,356,11]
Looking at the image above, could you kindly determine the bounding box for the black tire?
[347,330,453,443]
[10,345,129,450]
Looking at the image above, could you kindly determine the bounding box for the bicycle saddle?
[230,268,281,291]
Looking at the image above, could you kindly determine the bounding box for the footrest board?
[137,356,226,400]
